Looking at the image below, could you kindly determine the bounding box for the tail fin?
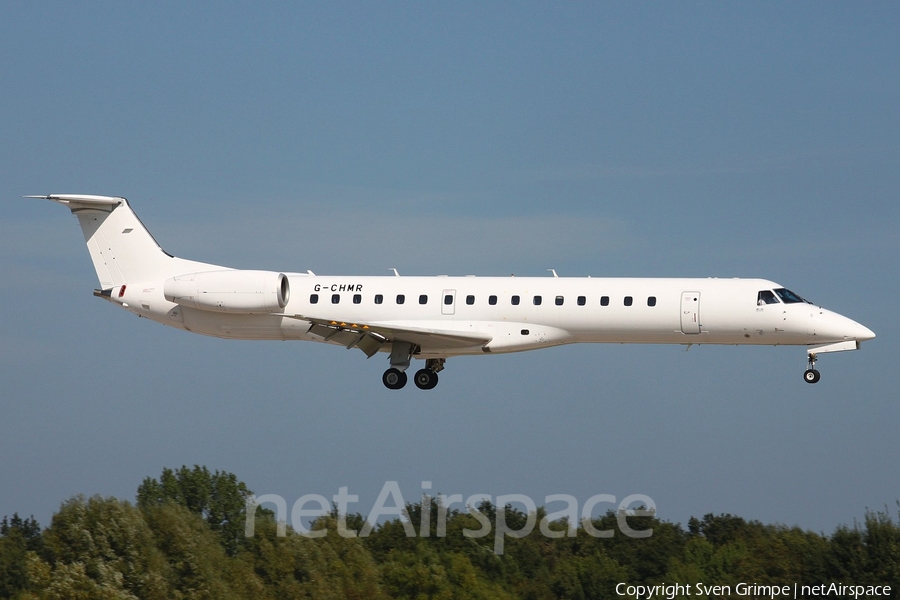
[29,194,219,288]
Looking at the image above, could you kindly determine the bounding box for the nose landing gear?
[804,353,821,384]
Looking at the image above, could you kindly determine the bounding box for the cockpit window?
[774,288,811,304]
[757,290,779,305]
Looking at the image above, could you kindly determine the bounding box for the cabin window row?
[308,294,658,307]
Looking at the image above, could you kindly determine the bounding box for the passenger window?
[624,296,633,306]
[555,296,564,306]
[647,296,657,307]
[600,296,610,306]
[444,294,453,305]
[511,295,520,306]
[396,294,405,305]
[577,296,586,306]
[419,294,428,305]
[375,294,383,305]
[757,290,779,305]
[332,294,340,304]
[353,294,362,304]
[310,294,319,304]
[489,295,497,305]
[466,295,475,305]
[533,296,542,305]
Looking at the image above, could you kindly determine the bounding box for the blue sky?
[1,2,898,534]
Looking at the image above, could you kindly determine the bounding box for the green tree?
[137,465,251,556]
[38,495,170,599]
[861,506,900,585]
[8,467,900,599]
[283,515,387,599]
[140,501,265,599]
[0,514,43,597]
[828,523,865,580]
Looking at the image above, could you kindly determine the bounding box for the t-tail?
[26,194,221,289]
[31,194,291,333]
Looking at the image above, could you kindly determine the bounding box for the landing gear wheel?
[413,368,439,390]
[383,368,408,390]
[804,353,821,384]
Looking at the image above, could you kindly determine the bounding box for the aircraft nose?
[818,310,875,342]
[852,322,876,342]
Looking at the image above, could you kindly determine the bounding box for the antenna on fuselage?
[390,268,400,277]
[548,269,559,278]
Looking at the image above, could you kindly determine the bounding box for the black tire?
[383,368,407,390]
[414,369,438,390]
[803,369,821,384]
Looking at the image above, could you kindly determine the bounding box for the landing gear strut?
[804,353,821,384]
[382,342,414,390]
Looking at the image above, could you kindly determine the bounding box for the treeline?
[1,466,898,599]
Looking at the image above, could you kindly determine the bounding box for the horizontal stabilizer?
[26,194,124,208]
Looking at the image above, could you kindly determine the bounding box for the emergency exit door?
[442,289,456,315]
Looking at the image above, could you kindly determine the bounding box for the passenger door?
[680,291,701,334]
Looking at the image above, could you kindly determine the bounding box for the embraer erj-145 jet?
[32,194,875,390]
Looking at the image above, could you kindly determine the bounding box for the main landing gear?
[804,353,821,384]
[382,368,408,389]
[381,342,445,390]
[412,368,438,390]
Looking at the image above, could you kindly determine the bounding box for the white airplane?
[31,194,875,390]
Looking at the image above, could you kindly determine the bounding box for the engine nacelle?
[163,270,290,314]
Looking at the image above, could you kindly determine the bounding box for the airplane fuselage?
[116,274,868,356]
[33,194,875,389]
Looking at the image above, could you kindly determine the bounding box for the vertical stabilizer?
[29,194,221,287]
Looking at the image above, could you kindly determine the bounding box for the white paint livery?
[32,194,875,389]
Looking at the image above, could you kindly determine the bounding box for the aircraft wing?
[279,314,491,357]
